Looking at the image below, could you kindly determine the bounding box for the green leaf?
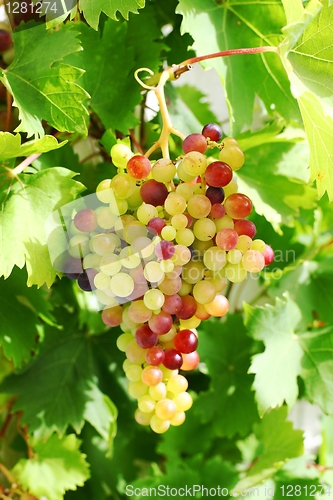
[12,433,90,500]
[280,0,333,200]
[245,295,333,416]
[0,167,85,287]
[0,23,88,138]
[0,132,66,160]
[194,315,259,438]
[234,407,304,490]
[79,0,146,30]
[236,140,317,231]
[177,0,300,135]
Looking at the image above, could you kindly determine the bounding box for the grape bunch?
[58,122,274,434]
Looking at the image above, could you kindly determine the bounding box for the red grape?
[182,133,207,154]
[163,349,183,370]
[184,212,193,228]
[140,180,168,207]
[78,268,98,291]
[176,295,197,320]
[210,204,226,219]
[216,228,239,251]
[135,325,158,349]
[206,186,225,205]
[234,219,256,238]
[147,217,166,235]
[0,30,12,53]
[145,346,165,366]
[262,244,275,265]
[127,155,151,179]
[155,240,175,260]
[205,162,233,188]
[174,329,198,353]
[149,311,173,335]
[202,123,222,142]
[102,305,123,327]
[224,193,253,219]
[74,209,98,232]
[162,294,183,315]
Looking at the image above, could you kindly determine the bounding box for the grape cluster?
[61,123,274,434]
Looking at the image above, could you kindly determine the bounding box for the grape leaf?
[0,22,88,138]
[0,167,85,287]
[79,0,146,30]
[234,407,304,491]
[236,140,317,231]
[177,0,301,136]
[12,433,90,500]
[0,132,66,160]
[280,0,333,201]
[194,315,259,438]
[245,295,333,416]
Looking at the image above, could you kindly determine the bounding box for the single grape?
[205,161,233,188]
[162,294,183,314]
[128,300,152,322]
[173,392,193,412]
[242,250,265,272]
[193,280,216,305]
[206,186,225,205]
[181,351,200,371]
[102,305,123,327]
[175,228,195,246]
[148,311,173,335]
[111,172,136,199]
[97,207,118,229]
[262,244,275,265]
[177,161,196,182]
[187,195,211,219]
[215,215,234,232]
[144,289,165,310]
[146,347,165,366]
[149,382,167,401]
[127,155,151,179]
[227,249,243,264]
[182,133,207,154]
[219,145,244,171]
[193,218,216,242]
[111,143,133,168]
[144,261,165,283]
[155,240,175,260]
[140,179,168,207]
[141,365,163,386]
[0,29,12,52]
[216,228,239,251]
[225,262,247,283]
[164,193,187,216]
[74,209,98,233]
[96,179,112,203]
[128,380,148,399]
[126,339,147,364]
[63,258,83,279]
[176,295,197,320]
[100,253,122,276]
[78,268,98,292]
[195,302,211,320]
[174,329,198,353]
[147,217,166,236]
[161,225,177,241]
[110,273,135,297]
[182,261,205,284]
[167,374,188,394]
[182,151,207,176]
[135,409,154,426]
[151,158,176,182]
[203,246,227,271]
[163,349,183,370]
[137,204,158,225]
[150,414,170,434]
[236,235,253,253]
[135,325,158,349]
[202,123,222,141]
[171,214,188,230]
[234,219,256,238]
[204,294,229,317]
[176,183,193,201]
[126,365,143,382]
[138,395,156,413]
[170,411,186,426]
[224,193,252,219]
[155,398,177,420]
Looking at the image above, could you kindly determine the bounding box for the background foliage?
[0,0,332,498]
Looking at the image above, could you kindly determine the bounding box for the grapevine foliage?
[0,0,332,499]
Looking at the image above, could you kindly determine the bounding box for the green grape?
[193,183,205,195]
[150,414,170,434]
[144,289,165,310]
[177,161,196,182]
[124,221,147,244]
[110,143,133,167]
[126,339,147,364]
[193,280,216,304]
[192,239,213,257]
[123,359,133,372]
[92,233,119,256]
[242,250,265,272]
[170,411,186,426]
[187,194,211,219]
[126,365,143,382]
[167,374,188,395]
[160,365,178,381]
[193,218,216,242]
[182,151,207,176]
[161,226,177,241]
[138,395,156,413]
[97,207,118,229]
[110,273,135,297]
[209,276,227,292]
[225,262,247,282]
[68,235,90,259]
[236,235,252,253]
[144,261,165,283]
[182,261,205,284]
[127,185,143,210]
[110,173,136,199]
[94,272,111,290]
[227,249,242,264]
[96,179,113,203]
[251,239,266,252]
[149,382,167,401]
[203,246,227,271]
[151,158,176,182]
[179,315,201,329]
[176,183,193,201]
[215,215,234,231]
[164,193,187,216]
[159,325,177,341]
[131,236,155,259]
[173,391,193,412]
[171,214,188,230]
[83,252,101,270]
[175,228,194,246]
[119,247,141,269]
[155,398,177,420]
[137,203,159,225]
[135,409,154,426]
[160,260,174,273]
[223,178,238,198]
[100,253,122,276]
[109,197,128,215]
[95,290,118,306]
[178,280,193,296]
[128,380,148,399]
[219,145,244,171]
[170,245,191,265]
[122,307,139,329]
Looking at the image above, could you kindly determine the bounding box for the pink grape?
[148,311,173,335]
[176,295,197,320]
[162,294,183,314]
[210,204,226,219]
[174,329,198,354]
[182,133,207,154]
[155,241,175,260]
[216,228,239,251]
[224,193,253,219]
[140,180,168,207]
[158,276,182,295]
[205,161,233,188]
[202,123,222,142]
[145,347,165,366]
[234,219,256,238]
[262,244,275,265]
[206,186,225,205]
[163,349,183,370]
[135,325,158,349]
[127,155,151,179]
[147,217,166,235]
[181,351,199,371]
[74,209,98,232]
[102,305,123,327]
[142,366,163,386]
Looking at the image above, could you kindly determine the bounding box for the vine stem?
[11,154,42,177]
[179,46,278,67]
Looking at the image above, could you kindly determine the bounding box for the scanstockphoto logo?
[4,0,76,24]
